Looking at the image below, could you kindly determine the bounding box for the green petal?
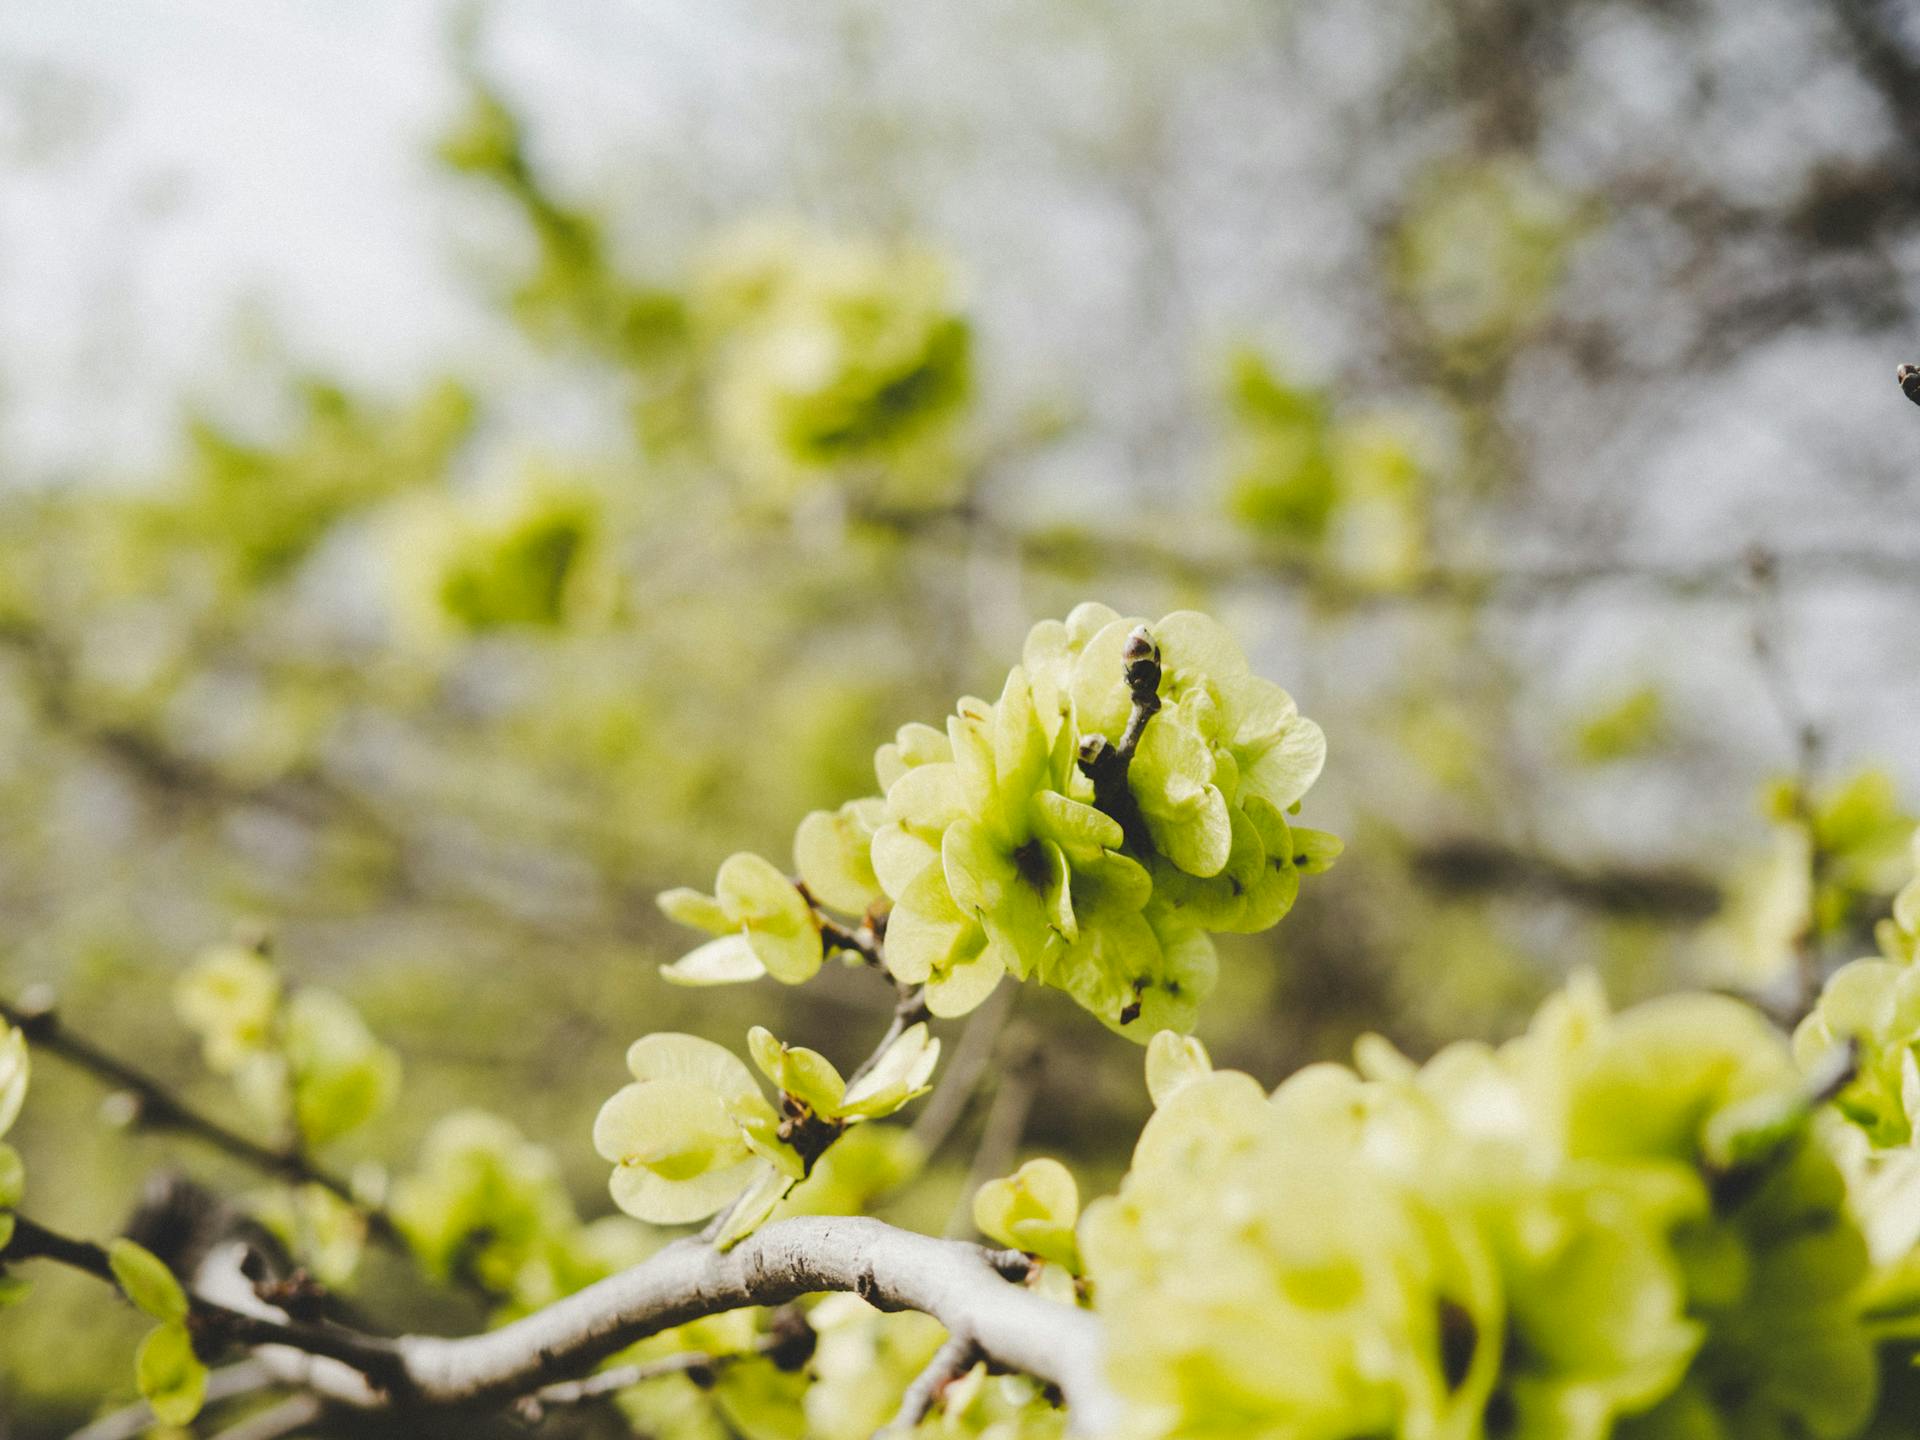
[925,942,1006,1018]
[1068,618,1139,739]
[657,887,733,936]
[794,800,886,915]
[1146,1031,1213,1107]
[593,1079,742,1179]
[715,853,812,931]
[661,934,767,986]
[743,924,823,986]
[871,824,941,899]
[625,1033,762,1105]
[1131,714,1232,878]
[610,1156,768,1226]
[1243,716,1327,811]
[747,1027,847,1115]
[884,762,969,831]
[841,1024,940,1119]
[711,1163,795,1250]
[1028,790,1124,861]
[1155,610,1249,685]
[992,667,1050,810]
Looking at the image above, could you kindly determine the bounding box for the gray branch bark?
[203,1217,1117,1432]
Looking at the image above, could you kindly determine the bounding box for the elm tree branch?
[0,991,405,1252]
[1,1217,409,1392]
[31,1216,1115,1429]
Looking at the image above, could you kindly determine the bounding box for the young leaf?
[109,1238,189,1323]
[136,1320,208,1425]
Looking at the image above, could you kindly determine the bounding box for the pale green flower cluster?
[1795,829,1920,1148]
[840,603,1330,1032]
[175,944,400,1150]
[693,222,972,506]
[593,1026,936,1240]
[629,603,1329,1243]
[1084,980,1876,1440]
[392,1110,598,1304]
[653,606,1334,1037]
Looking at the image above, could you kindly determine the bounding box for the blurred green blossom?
[1710,771,1915,991]
[972,1158,1080,1272]
[1082,979,1875,1440]
[1224,351,1431,590]
[1797,830,1920,1147]
[391,1110,581,1297]
[653,604,1335,1040]
[175,946,400,1150]
[693,222,972,507]
[1573,685,1667,765]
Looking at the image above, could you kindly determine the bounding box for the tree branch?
[2,1217,410,1393]
[98,1217,1111,1428]
[0,992,407,1253]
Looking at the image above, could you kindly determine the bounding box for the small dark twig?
[1076,624,1162,840]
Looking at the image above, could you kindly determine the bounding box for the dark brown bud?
[1899,363,1920,407]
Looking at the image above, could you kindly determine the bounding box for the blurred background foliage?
[2,0,1920,1429]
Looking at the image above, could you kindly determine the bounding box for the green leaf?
[109,1238,189,1323]
[0,1027,29,1140]
[136,1320,208,1426]
[0,1142,23,1210]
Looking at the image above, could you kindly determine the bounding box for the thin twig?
[0,992,416,1260]
[845,982,932,1089]
[206,1394,325,1440]
[1076,625,1162,842]
[945,1034,1044,1241]
[68,1361,280,1440]
[877,1331,981,1436]
[910,982,1015,1162]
